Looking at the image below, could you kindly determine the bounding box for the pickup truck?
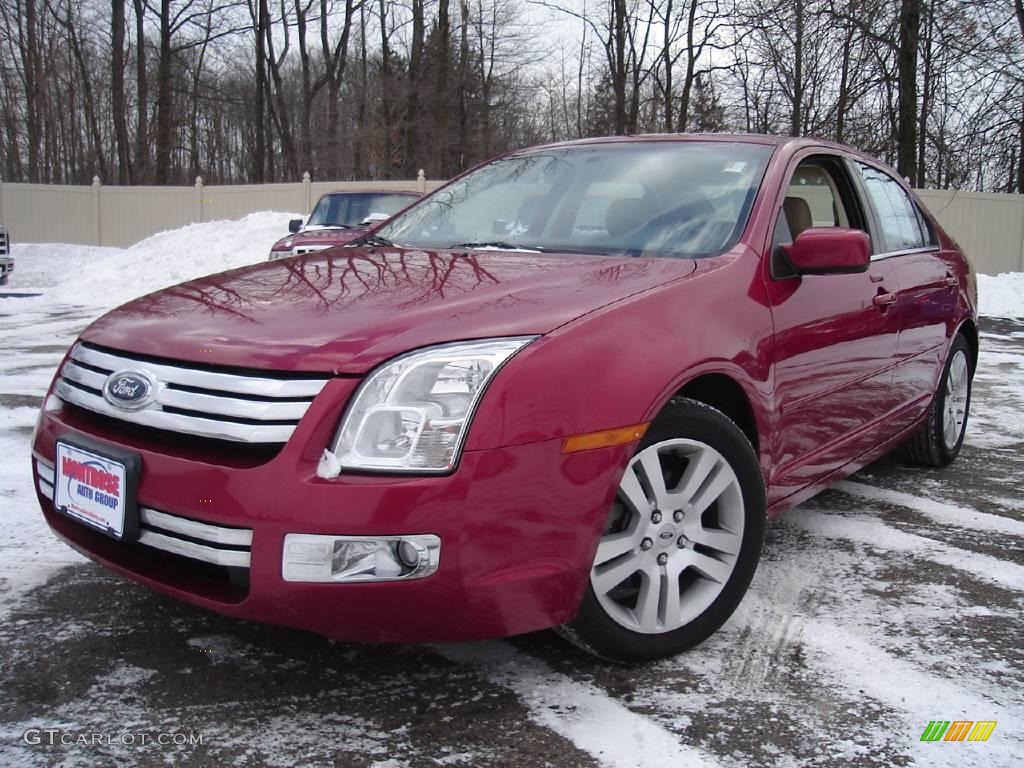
[268,190,419,260]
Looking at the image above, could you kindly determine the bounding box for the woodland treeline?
[0,0,1021,191]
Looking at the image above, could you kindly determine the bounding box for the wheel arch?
[647,368,763,455]
[954,317,978,373]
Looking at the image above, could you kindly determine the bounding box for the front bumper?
[32,380,631,642]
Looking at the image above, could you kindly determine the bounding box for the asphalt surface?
[1,313,1021,768]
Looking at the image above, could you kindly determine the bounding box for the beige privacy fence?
[0,175,1020,274]
[0,174,443,251]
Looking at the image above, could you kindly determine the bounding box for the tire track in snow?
[833,480,1024,536]
[790,506,1024,592]
[438,641,723,768]
[796,619,1023,768]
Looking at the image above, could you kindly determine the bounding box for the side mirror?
[358,212,391,226]
[783,227,870,275]
[288,218,303,234]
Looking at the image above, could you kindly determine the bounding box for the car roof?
[513,133,880,163]
[322,189,420,197]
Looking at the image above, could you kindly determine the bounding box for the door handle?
[873,292,897,307]
[869,273,885,283]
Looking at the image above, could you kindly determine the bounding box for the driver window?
[771,159,860,277]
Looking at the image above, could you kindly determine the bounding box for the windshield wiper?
[346,233,396,248]
[450,241,542,253]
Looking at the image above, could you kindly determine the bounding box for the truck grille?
[0,226,8,255]
[35,455,253,568]
[54,342,329,444]
[293,244,332,256]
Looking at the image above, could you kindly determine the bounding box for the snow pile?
[978,272,1024,319]
[8,211,298,312]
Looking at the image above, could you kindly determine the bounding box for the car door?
[852,161,954,430]
[763,153,903,504]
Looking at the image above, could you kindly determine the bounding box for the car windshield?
[376,141,773,258]
[307,193,414,228]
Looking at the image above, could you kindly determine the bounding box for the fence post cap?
[302,171,311,182]
[195,175,204,186]
[417,169,426,180]
[92,175,101,186]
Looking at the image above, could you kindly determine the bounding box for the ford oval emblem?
[102,370,157,411]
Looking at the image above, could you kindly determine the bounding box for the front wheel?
[558,398,766,663]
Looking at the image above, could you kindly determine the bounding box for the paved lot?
[0,306,1021,768]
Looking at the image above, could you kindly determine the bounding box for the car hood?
[80,247,697,373]
[273,228,367,249]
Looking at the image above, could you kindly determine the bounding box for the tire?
[899,333,972,467]
[558,398,766,663]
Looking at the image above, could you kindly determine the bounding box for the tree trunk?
[111,0,130,183]
[381,0,394,177]
[253,0,267,182]
[791,0,803,136]
[612,0,627,134]
[296,0,314,175]
[662,0,673,132]
[353,3,367,177]
[435,0,451,173]
[23,0,40,180]
[403,0,425,176]
[154,0,173,184]
[896,0,920,184]
[457,0,469,171]
[132,0,148,182]
[916,5,933,187]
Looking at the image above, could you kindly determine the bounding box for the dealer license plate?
[54,441,131,540]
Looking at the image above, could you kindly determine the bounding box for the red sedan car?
[32,135,976,662]
[267,189,419,260]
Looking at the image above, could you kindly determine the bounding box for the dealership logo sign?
[102,370,157,411]
[920,720,997,742]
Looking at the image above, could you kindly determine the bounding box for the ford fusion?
[32,136,977,662]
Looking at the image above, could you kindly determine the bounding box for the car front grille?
[0,226,8,255]
[292,244,333,256]
[35,455,253,569]
[54,342,329,444]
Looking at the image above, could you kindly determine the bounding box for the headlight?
[324,337,535,474]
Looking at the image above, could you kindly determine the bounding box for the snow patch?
[438,641,724,768]
[977,271,1024,318]
[7,211,298,313]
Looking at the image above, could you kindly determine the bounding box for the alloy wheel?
[942,349,969,450]
[591,438,745,634]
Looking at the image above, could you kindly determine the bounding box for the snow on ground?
[977,272,1024,319]
[0,218,1022,767]
[7,211,298,312]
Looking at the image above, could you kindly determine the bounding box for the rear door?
[852,162,953,430]
[764,153,903,503]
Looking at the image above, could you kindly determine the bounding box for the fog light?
[397,540,423,569]
[282,534,440,583]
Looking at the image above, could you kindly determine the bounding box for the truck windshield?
[376,141,773,258]
[307,193,414,228]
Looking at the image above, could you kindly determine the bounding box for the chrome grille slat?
[61,359,310,421]
[55,344,330,443]
[54,380,297,442]
[36,458,252,569]
[71,344,326,398]
[140,507,252,547]
[137,530,251,568]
